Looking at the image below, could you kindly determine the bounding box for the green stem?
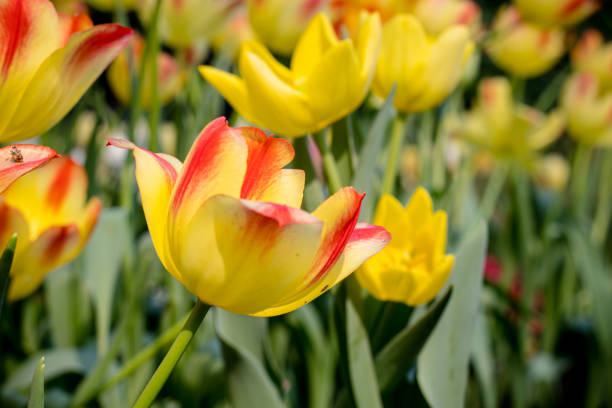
[132,301,210,408]
[510,76,526,103]
[417,111,435,189]
[479,164,509,220]
[146,0,162,152]
[0,234,17,320]
[591,150,612,246]
[313,130,344,194]
[570,144,592,219]
[380,114,407,196]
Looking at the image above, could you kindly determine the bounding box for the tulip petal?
[169,117,248,246]
[174,195,323,315]
[373,193,412,250]
[5,23,132,142]
[239,127,304,207]
[354,12,381,81]
[301,40,362,123]
[0,197,30,263]
[58,12,93,46]
[241,41,294,85]
[199,66,255,123]
[409,254,454,305]
[8,224,80,300]
[240,50,315,136]
[254,222,390,316]
[405,187,434,231]
[0,144,58,192]
[0,0,60,137]
[106,137,183,282]
[291,13,339,80]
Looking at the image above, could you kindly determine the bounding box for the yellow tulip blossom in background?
[412,0,481,37]
[107,35,187,110]
[0,145,101,301]
[452,77,565,162]
[571,29,612,91]
[372,14,473,113]
[108,117,390,316]
[200,12,381,137]
[485,6,565,78]
[0,0,132,143]
[561,72,612,147]
[356,188,454,306]
[247,0,329,56]
[513,0,599,28]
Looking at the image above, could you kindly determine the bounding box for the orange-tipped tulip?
[513,0,599,27]
[571,29,612,91]
[0,145,101,300]
[108,117,390,316]
[0,0,132,143]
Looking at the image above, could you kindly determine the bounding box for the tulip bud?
[513,0,599,27]
[413,0,481,37]
[485,6,565,78]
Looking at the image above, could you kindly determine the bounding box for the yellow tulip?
[0,145,101,300]
[107,117,390,316]
[331,0,413,38]
[0,0,132,143]
[571,29,612,91]
[413,0,481,36]
[247,0,329,56]
[561,72,612,147]
[485,6,565,78]
[452,77,565,162]
[136,0,239,50]
[356,188,454,306]
[107,35,187,110]
[513,0,599,27]
[200,13,381,137]
[372,14,473,113]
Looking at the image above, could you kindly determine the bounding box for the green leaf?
[3,346,96,392]
[417,220,488,408]
[27,357,45,408]
[352,86,396,221]
[0,233,17,319]
[215,309,284,408]
[346,298,383,408]
[375,287,453,392]
[470,312,496,408]
[331,115,355,185]
[82,208,130,355]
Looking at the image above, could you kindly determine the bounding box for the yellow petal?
[404,187,434,231]
[373,193,411,250]
[199,65,255,122]
[291,13,339,81]
[409,255,454,305]
[354,12,382,81]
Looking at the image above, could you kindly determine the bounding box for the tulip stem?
[146,0,163,152]
[380,114,407,197]
[479,163,509,220]
[570,144,592,219]
[0,234,17,320]
[132,300,210,408]
[591,150,612,246]
[314,130,344,194]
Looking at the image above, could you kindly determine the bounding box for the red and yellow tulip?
[107,34,187,110]
[485,6,565,78]
[108,117,390,316]
[0,145,101,300]
[513,0,599,28]
[200,12,381,137]
[571,30,612,91]
[0,0,132,143]
[356,188,454,306]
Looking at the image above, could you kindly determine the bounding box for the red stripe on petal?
[58,12,93,46]
[239,127,294,201]
[66,23,132,74]
[41,224,79,264]
[106,136,178,182]
[241,200,320,228]
[45,157,76,212]
[0,0,31,79]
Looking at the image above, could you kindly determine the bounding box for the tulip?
[452,77,565,162]
[0,0,132,143]
[247,0,329,56]
[485,6,565,78]
[561,72,612,147]
[107,117,390,316]
[200,13,381,137]
[372,14,473,113]
[0,145,101,300]
[513,0,599,27]
[331,0,411,38]
[413,0,481,36]
[212,8,258,59]
[107,35,187,110]
[356,188,454,306]
[86,0,134,11]
[571,30,612,91]
[533,153,570,191]
[136,0,240,50]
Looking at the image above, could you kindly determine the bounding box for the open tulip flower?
[452,77,565,162]
[107,35,187,110]
[571,30,612,91]
[107,117,390,316]
[561,72,612,147]
[0,0,132,143]
[0,145,101,300]
[200,12,381,137]
[485,6,565,78]
[513,0,600,28]
[356,188,454,306]
[373,14,473,113]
